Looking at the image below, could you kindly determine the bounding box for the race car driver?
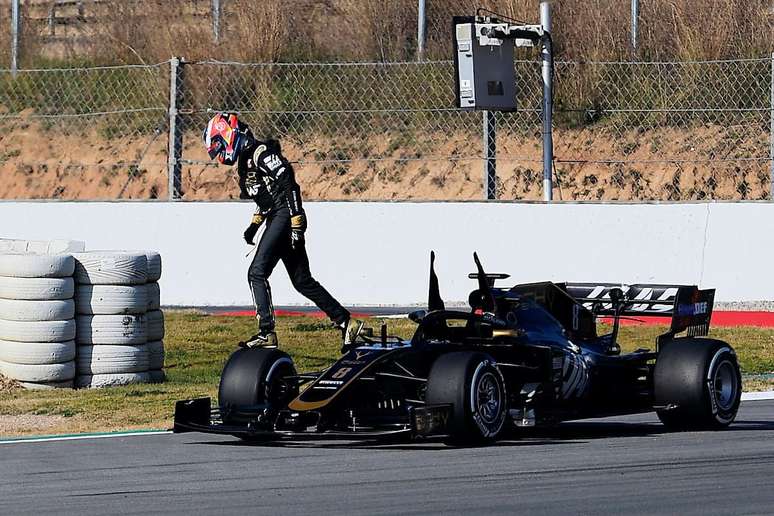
[203,112,358,349]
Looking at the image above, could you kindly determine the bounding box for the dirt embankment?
[0,119,768,201]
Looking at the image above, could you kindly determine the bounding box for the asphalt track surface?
[2,401,773,516]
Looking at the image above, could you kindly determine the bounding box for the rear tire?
[218,348,297,428]
[654,338,741,430]
[425,352,507,445]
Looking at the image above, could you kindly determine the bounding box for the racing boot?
[339,318,364,354]
[239,330,279,349]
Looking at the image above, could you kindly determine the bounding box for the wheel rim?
[474,371,502,425]
[713,359,738,412]
[264,358,294,406]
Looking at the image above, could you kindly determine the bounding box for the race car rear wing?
[563,283,715,337]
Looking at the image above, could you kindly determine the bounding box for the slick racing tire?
[76,345,149,375]
[75,315,147,345]
[75,285,148,315]
[0,277,75,301]
[218,348,297,428]
[75,372,151,389]
[72,252,148,285]
[0,360,75,382]
[0,340,76,365]
[0,253,75,278]
[426,352,507,445]
[0,319,76,343]
[654,338,742,430]
[0,298,75,321]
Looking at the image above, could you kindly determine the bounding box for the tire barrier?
[0,299,75,322]
[76,285,148,315]
[75,372,151,388]
[0,360,75,383]
[147,310,164,341]
[147,282,160,311]
[0,254,75,278]
[72,252,148,285]
[0,277,75,300]
[144,251,162,283]
[0,249,165,389]
[73,250,164,388]
[0,340,76,365]
[19,380,74,390]
[147,340,165,370]
[0,253,77,389]
[76,345,149,375]
[75,314,147,345]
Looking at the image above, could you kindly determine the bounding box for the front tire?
[425,352,507,444]
[654,338,741,430]
[218,348,297,427]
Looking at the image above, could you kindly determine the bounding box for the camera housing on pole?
[453,16,543,111]
[453,10,554,201]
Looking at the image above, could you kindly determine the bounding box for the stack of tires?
[73,251,164,388]
[144,252,165,383]
[0,254,77,389]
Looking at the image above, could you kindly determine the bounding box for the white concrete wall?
[0,201,771,306]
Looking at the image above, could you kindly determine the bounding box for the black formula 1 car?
[174,253,742,444]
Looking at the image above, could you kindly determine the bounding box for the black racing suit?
[238,139,349,332]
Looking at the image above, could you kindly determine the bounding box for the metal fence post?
[167,57,184,200]
[212,0,221,44]
[11,0,19,77]
[484,111,496,200]
[770,52,774,200]
[540,1,554,201]
[417,0,426,61]
[631,0,639,54]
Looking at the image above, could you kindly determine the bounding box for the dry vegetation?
[0,1,769,201]
[3,0,773,66]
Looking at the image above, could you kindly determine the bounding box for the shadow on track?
[186,416,774,450]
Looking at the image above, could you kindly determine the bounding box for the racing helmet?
[202,112,252,165]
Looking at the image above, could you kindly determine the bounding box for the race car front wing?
[172,397,452,440]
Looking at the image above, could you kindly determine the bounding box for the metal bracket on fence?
[167,57,185,200]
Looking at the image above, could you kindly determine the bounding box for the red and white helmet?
[202,112,250,165]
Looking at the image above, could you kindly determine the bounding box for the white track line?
[0,430,171,445]
[741,390,774,401]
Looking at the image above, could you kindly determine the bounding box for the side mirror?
[408,310,428,323]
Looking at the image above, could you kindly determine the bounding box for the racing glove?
[290,213,306,250]
[243,212,265,245]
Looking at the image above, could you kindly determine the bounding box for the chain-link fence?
[0,62,169,199]
[0,56,771,201]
